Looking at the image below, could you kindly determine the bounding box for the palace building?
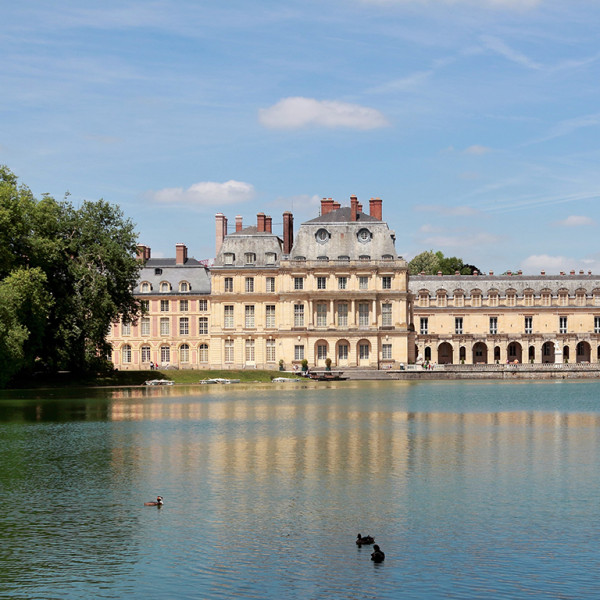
[107,196,600,370]
[108,196,416,370]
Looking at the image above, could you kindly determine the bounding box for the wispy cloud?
[531,112,600,144]
[520,254,600,274]
[415,204,481,216]
[422,231,503,248]
[359,0,541,8]
[146,180,256,206]
[555,215,595,227]
[464,145,491,155]
[480,35,542,70]
[258,97,389,130]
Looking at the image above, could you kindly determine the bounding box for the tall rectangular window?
[160,346,170,363]
[224,277,233,292]
[317,276,327,290]
[199,344,208,363]
[266,305,276,328]
[141,346,151,363]
[359,344,369,360]
[338,277,347,290]
[382,344,392,360]
[359,276,369,290]
[294,304,304,327]
[245,339,255,362]
[121,321,131,336]
[198,317,208,335]
[317,303,327,326]
[266,277,275,293]
[294,345,304,360]
[225,340,234,363]
[382,303,392,327]
[160,317,170,336]
[382,276,392,290]
[141,317,150,336]
[524,316,533,334]
[420,317,428,335]
[338,344,348,361]
[179,300,189,312]
[337,303,348,327]
[140,300,150,312]
[160,300,169,312]
[358,303,369,326]
[317,344,327,360]
[490,317,498,335]
[595,316,600,334]
[455,317,463,334]
[179,317,189,335]
[294,277,304,290]
[266,339,276,362]
[224,305,234,328]
[198,299,208,311]
[245,305,255,328]
[559,316,568,333]
[245,277,254,293]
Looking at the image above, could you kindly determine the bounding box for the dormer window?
[245,252,256,265]
[315,229,330,243]
[154,268,162,276]
[160,281,171,293]
[179,281,190,292]
[224,253,235,265]
[359,255,370,261]
[140,282,151,293]
[357,229,371,243]
[317,256,329,262]
[381,254,393,260]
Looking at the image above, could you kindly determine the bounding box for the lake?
[1,380,600,599]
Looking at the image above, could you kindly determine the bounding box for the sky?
[1,0,600,274]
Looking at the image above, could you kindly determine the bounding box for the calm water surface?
[1,380,600,599]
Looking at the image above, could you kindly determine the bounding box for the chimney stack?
[215,213,227,255]
[257,212,266,232]
[265,215,272,233]
[136,245,151,262]
[176,243,187,265]
[350,195,358,222]
[369,197,382,220]
[283,211,294,254]
[321,198,335,215]
[236,215,243,232]
[332,201,341,210]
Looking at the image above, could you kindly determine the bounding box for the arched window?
[160,281,171,292]
[199,343,208,363]
[179,281,190,292]
[140,281,151,293]
[179,344,189,363]
[122,344,132,363]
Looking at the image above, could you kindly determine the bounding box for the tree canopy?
[0,166,141,386]
[408,250,481,276]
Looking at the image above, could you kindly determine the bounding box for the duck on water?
[356,533,375,546]
[144,496,163,506]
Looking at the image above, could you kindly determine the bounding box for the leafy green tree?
[0,166,141,385]
[409,250,481,275]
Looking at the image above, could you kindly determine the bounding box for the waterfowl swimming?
[356,534,375,546]
[144,496,163,506]
[371,544,385,563]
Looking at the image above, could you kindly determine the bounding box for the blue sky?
[2,0,600,274]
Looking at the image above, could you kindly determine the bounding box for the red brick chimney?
[321,198,335,215]
[369,197,382,220]
[136,245,151,261]
[257,212,266,232]
[265,215,272,233]
[332,201,341,210]
[176,243,187,265]
[350,195,358,221]
[283,211,294,254]
[236,215,243,232]
[215,213,227,255]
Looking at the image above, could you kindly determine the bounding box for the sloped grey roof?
[410,274,600,296]
[291,209,398,261]
[213,231,283,268]
[137,258,211,295]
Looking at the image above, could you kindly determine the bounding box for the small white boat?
[271,377,303,383]
[144,379,174,386]
[199,378,241,385]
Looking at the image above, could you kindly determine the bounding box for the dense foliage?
[0,166,141,387]
[408,250,480,276]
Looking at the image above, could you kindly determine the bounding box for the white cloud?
[147,180,255,206]
[555,215,595,227]
[258,97,389,130]
[520,254,600,274]
[480,36,542,70]
[464,145,491,155]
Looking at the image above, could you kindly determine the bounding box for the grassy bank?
[11,369,300,389]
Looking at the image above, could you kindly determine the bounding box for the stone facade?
[411,273,600,365]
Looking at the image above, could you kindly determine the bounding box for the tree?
[409,250,481,275]
[0,166,141,385]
